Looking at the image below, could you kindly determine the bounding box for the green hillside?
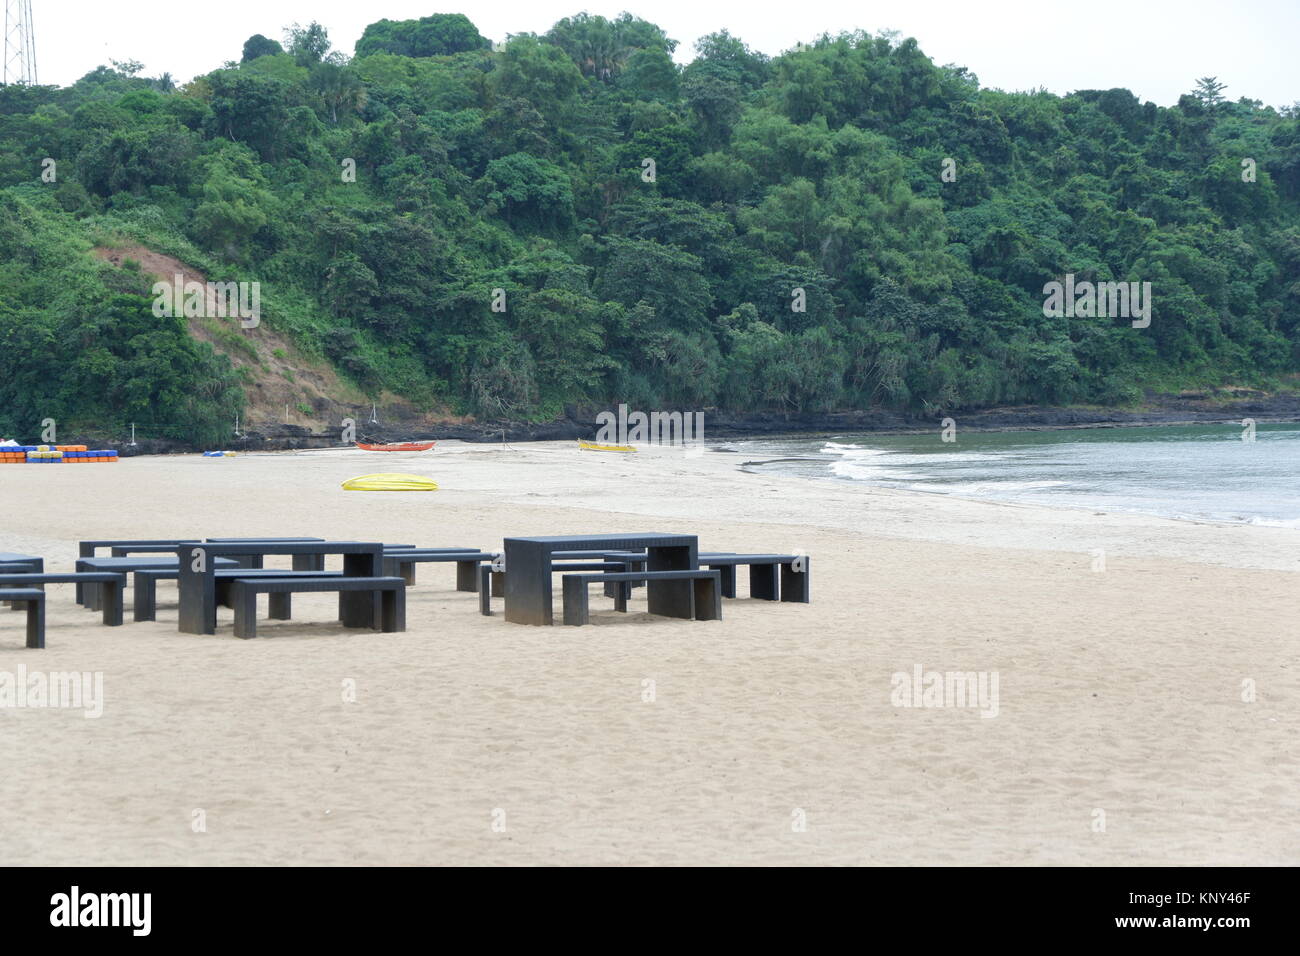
[2,12,1297,443]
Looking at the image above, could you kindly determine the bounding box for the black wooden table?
[502,533,698,625]
[176,541,384,634]
[111,538,326,570]
[78,539,189,603]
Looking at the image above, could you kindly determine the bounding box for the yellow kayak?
[342,473,439,491]
[578,440,636,453]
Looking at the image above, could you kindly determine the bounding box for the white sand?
[1,440,1296,865]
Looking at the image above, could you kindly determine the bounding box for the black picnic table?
[176,541,385,634]
[107,538,327,569]
[502,533,698,625]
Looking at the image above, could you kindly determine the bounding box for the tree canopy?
[1,14,1297,434]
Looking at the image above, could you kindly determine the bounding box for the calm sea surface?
[733,423,1300,528]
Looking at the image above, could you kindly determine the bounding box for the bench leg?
[402,563,417,586]
[25,598,45,649]
[339,592,372,628]
[100,581,124,627]
[381,587,404,632]
[134,575,157,622]
[612,558,646,595]
[87,581,102,611]
[456,561,478,592]
[232,588,258,639]
[694,577,722,621]
[491,571,504,596]
[16,582,45,613]
[750,564,779,601]
[478,566,493,616]
[601,562,631,602]
[562,576,589,626]
[780,559,810,603]
[269,592,292,620]
[710,565,737,599]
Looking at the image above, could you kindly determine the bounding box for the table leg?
[339,552,380,627]
[647,545,696,619]
[504,540,551,625]
[780,559,810,602]
[134,574,156,622]
[178,546,216,635]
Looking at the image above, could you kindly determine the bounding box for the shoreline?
[56,391,1300,457]
[745,461,1300,535]
[45,436,1300,556]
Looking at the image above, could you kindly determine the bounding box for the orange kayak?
[356,441,435,452]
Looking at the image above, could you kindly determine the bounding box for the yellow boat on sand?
[578,440,636,453]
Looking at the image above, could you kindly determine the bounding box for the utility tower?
[2,0,37,86]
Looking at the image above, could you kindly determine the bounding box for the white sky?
[21,0,1300,108]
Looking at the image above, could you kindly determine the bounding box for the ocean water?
[733,423,1300,528]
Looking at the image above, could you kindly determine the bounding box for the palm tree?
[311,63,366,124]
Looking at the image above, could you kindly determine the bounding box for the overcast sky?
[22,0,1300,108]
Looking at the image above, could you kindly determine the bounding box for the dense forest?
[1,12,1298,442]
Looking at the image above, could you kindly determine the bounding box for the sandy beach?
[1,440,1296,866]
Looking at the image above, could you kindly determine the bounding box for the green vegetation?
[2,13,1297,439]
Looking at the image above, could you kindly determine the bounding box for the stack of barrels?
[0,444,119,463]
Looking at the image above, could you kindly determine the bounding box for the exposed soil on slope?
[93,244,361,429]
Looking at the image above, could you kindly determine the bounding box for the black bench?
[0,588,45,648]
[132,568,345,622]
[0,552,43,572]
[557,550,647,598]
[76,556,239,609]
[0,572,129,626]
[379,547,483,586]
[381,550,498,590]
[477,560,629,616]
[561,570,722,626]
[226,576,406,639]
[0,554,44,610]
[698,553,810,602]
